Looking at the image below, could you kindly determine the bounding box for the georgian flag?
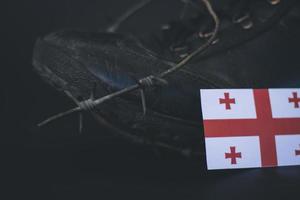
[200,89,300,170]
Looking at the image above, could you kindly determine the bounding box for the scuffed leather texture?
[33,0,300,154]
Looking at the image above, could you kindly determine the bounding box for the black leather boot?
[33,0,300,156]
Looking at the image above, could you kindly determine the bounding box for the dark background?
[2,0,300,199]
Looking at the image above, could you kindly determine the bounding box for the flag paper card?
[200,89,300,170]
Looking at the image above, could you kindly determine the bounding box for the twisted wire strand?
[38,0,220,128]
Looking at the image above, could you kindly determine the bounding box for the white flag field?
[200,89,300,170]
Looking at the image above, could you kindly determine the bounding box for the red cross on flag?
[200,89,300,170]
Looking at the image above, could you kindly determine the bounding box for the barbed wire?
[38,0,220,131]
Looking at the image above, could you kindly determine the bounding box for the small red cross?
[219,93,236,110]
[225,146,242,165]
[295,145,300,156]
[289,92,300,108]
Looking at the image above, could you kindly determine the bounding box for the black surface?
[2,0,300,199]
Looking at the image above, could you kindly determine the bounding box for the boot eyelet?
[233,14,254,30]
[268,0,281,5]
[241,19,254,30]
